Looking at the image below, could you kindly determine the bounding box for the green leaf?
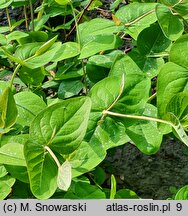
[0,87,18,129]
[0,34,7,45]
[0,175,15,200]
[156,4,184,41]
[0,143,26,166]
[115,2,157,39]
[125,104,163,154]
[175,185,188,200]
[92,167,106,185]
[109,54,150,114]
[128,49,165,78]
[57,160,72,191]
[0,165,7,178]
[161,0,188,16]
[167,113,188,146]
[110,0,123,11]
[88,116,130,150]
[19,66,45,86]
[52,42,80,62]
[5,165,29,183]
[170,34,188,69]
[137,23,171,55]
[86,50,122,82]
[115,189,140,199]
[14,42,62,69]
[70,141,106,178]
[160,0,180,6]
[26,42,62,68]
[1,46,29,67]
[14,91,47,127]
[0,0,13,9]
[58,80,84,99]
[10,19,25,32]
[110,175,116,199]
[89,75,123,111]
[33,15,50,31]
[0,81,11,95]
[157,62,188,119]
[166,92,188,121]
[55,0,70,5]
[35,35,58,56]
[6,31,29,43]
[88,0,102,10]
[0,134,29,147]
[64,182,106,199]
[87,50,122,69]
[30,97,91,154]
[24,141,58,199]
[79,35,122,59]
[79,18,123,42]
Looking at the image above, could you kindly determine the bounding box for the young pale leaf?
[175,185,188,200]
[156,4,184,41]
[170,34,188,69]
[0,87,18,129]
[57,160,72,191]
[35,35,58,56]
[14,91,47,127]
[24,141,58,199]
[30,97,91,154]
[0,143,26,166]
[167,113,188,146]
[0,175,15,200]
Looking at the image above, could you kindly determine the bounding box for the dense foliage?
[0,0,188,200]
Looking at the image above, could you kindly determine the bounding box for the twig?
[66,0,94,39]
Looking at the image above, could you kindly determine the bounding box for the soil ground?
[102,137,188,199]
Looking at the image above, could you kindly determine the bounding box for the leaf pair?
[24,97,91,199]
